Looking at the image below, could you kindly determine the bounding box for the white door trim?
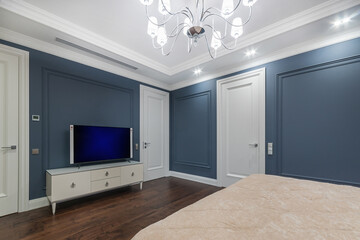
[0,44,30,212]
[140,85,170,179]
[216,68,266,187]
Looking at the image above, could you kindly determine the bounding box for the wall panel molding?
[276,54,360,182]
[173,91,212,169]
[281,173,360,187]
[41,68,135,181]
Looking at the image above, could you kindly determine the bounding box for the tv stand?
[46,161,143,215]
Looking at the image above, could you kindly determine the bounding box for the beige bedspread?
[132,174,360,240]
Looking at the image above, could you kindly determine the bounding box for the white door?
[0,50,19,216]
[217,68,265,187]
[140,85,169,181]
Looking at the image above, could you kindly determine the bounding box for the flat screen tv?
[70,125,133,165]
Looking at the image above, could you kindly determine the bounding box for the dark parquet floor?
[0,177,221,240]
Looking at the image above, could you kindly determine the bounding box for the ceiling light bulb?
[139,0,153,6]
[147,17,158,38]
[231,17,243,39]
[157,27,168,46]
[158,0,171,15]
[221,0,234,18]
[342,17,351,23]
[194,68,202,75]
[243,0,257,7]
[183,18,192,36]
[332,17,352,27]
[245,49,256,57]
[211,31,222,50]
[333,20,342,27]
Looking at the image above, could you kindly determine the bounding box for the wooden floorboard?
[0,177,221,240]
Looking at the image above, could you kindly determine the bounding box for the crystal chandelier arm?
[202,7,252,27]
[196,0,200,8]
[145,5,192,27]
[218,37,239,51]
[160,0,174,15]
[201,0,242,22]
[160,0,188,17]
[204,35,216,59]
[167,22,191,38]
[203,24,226,40]
[204,25,238,51]
[219,39,238,51]
[152,38,164,49]
[200,0,205,20]
[185,7,195,23]
[160,26,187,56]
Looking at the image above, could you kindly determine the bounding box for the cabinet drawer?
[91,167,120,181]
[91,177,121,193]
[52,172,90,201]
[121,164,143,185]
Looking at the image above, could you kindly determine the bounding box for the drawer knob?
[71,182,76,188]
[105,182,109,187]
[131,172,134,177]
[105,171,109,176]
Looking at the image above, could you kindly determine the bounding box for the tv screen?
[70,125,133,164]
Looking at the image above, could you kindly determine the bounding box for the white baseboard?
[169,171,219,187]
[28,197,50,211]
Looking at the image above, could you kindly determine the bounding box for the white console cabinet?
[46,161,143,215]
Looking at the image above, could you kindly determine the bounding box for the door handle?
[1,145,16,150]
[249,143,258,148]
[144,142,151,149]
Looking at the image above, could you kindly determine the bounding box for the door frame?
[216,68,266,187]
[139,85,170,180]
[0,44,29,212]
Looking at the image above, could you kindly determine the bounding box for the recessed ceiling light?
[194,68,202,75]
[342,17,351,24]
[332,17,351,27]
[245,49,256,57]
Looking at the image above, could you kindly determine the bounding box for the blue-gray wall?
[1,36,360,200]
[170,81,216,178]
[0,40,164,200]
[171,37,360,186]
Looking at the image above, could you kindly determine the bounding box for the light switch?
[267,143,273,155]
[32,115,40,122]
[32,148,40,155]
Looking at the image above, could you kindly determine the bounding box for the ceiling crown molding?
[0,26,171,90]
[1,21,359,92]
[0,0,358,79]
[170,25,360,90]
[0,0,173,75]
[169,0,360,75]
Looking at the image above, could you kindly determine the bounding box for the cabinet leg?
[52,202,56,215]
[140,182,143,190]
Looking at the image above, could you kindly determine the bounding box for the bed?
[132,174,360,240]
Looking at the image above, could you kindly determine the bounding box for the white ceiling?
[21,0,329,66]
[0,0,359,89]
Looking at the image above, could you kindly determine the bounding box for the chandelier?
[139,0,258,58]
